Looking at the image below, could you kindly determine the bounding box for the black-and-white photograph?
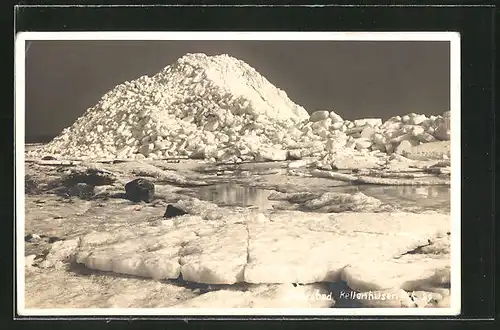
[16,32,460,315]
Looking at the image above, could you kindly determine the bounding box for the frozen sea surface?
[23,154,451,309]
[177,162,450,213]
[183,176,450,213]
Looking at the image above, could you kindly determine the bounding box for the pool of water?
[196,184,282,210]
[189,163,450,213]
[190,182,450,213]
[336,185,450,213]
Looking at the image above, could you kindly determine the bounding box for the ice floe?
[69,202,449,288]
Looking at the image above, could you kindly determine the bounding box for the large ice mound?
[28,53,451,163]
[29,53,309,161]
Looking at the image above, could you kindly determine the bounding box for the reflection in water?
[195,183,450,213]
[361,185,450,212]
[328,185,450,213]
[197,184,278,210]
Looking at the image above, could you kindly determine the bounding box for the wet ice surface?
[193,184,281,210]
[180,163,450,213]
[336,185,449,214]
[182,177,450,213]
[23,156,451,309]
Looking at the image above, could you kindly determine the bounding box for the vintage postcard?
[15,31,460,316]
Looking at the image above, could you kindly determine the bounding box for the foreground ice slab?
[74,204,450,287]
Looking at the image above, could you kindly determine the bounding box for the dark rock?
[25,234,41,242]
[68,183,95,200]
[63,168,116,186]
[25,234,60,244]
[125,178,155,203]
[47,236,61,243]
[41,155,57,160]
[164,204,188,218]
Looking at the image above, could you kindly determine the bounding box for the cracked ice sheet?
[75,210,449,286]
[244,211,449,284]
[76,212,249,284]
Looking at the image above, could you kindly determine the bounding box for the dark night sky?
[24,40,450,142]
